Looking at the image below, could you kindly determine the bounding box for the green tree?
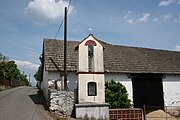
[0,61,21,80]
[19,73,29,86]
[105,79,131,108]
[0,58,29,86]
[34,65,42,81]
[7,61,20,80]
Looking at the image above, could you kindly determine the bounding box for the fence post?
[143,104,146,120]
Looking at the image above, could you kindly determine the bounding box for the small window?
[88,43,94,72]
[88,82,97,96]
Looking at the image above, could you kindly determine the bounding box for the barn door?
[132,74,164,111]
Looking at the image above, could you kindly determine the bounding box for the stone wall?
[49,90,74,117]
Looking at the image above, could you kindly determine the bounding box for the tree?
[105,79,131,108]
[19,73,29,86]
[34,65,42,81]
[0,52,8,62]
[0,54,29,86]
[0,61,21,80]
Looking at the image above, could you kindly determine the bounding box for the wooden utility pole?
[64,7,67,91]
[28,74,30,86]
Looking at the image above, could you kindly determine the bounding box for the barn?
[40,34,180,110]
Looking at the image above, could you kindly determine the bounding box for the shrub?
[105,79,131,108]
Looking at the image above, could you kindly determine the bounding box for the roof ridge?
[44,38,180,53]
[112,44,180,53]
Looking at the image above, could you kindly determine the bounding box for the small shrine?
[74,34,109,119]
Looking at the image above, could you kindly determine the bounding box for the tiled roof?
[43,38,180,74]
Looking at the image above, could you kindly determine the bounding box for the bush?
[105,80,131,108]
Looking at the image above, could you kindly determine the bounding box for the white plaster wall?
[78,74,105,103]
[42,69,180,107]
[48,71,60,80]
[42,70,77,100]
[47,72,77,91]
[67,72,78,91]
[163,75,180,106]
[105,73,133,101]
[41,70,61,101]
[78,45,88,72]
[75,104,109,119]
[41,66,48,101]
[94,43,104,72]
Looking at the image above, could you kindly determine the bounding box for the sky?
[0,0,180,86]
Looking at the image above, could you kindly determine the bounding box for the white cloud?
[138,13,150,23]
[152,18,159,22]
[153,13,172,24]
[127,19,135,24]
[160,13,172,19]
[123,11,135,24]
[14,60,40,86]
[124,12,150,24]
[14,60,39,70]
[25,0,73,25]
[123,11,132,19]
[152,18,160,24]
[159,0,175,6]
[175,45,180,51]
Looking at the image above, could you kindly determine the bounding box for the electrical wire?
[54,0,72,39]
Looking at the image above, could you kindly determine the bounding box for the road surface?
[0,86,53,120]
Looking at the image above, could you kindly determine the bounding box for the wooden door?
[132,75,164,111]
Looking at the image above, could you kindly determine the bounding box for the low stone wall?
[49,90,74,117]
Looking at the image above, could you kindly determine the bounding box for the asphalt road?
[0,86,53,120]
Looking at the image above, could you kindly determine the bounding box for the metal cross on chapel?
[88,28,93,34]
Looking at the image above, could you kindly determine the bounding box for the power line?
[54,0,72,39]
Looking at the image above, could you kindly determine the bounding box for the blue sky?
[1,0,180,85]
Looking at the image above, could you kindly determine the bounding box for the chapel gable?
[75,34,104,73]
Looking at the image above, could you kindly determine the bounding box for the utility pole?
[28,74,30,86]
[64,7,67,91]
